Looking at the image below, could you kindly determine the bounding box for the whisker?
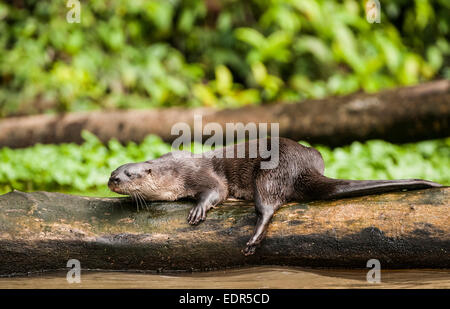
[137,190,149,211]
[137,192,147,212]
[131,192,140,212]
[135,192,142,210]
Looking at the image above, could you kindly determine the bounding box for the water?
[0,267,449,289]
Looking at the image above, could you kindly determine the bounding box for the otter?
[108,137,442,255]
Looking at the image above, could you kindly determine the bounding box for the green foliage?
[0,0,448,116]
[313,139,450,183]
[0,131,171,194]
[0,132,448,196]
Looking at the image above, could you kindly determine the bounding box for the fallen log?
[0,80,448,148]
[0,188,448,276]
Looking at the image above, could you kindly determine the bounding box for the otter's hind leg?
[242,192,283,256]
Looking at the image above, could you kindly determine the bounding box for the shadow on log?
[0,188,449,276]
[0,80,448,148]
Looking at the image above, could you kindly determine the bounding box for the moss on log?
[0,188,449,275]
[0,80,448,148]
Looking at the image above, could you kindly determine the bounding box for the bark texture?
[0,80,448,148]
[0,188,448,276]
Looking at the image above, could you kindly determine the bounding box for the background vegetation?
[0,132,448,196]
[0,1,448,196]
[1,0,449,116]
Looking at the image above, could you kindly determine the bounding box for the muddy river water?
[0,266,449,289]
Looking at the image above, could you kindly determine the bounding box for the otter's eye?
[124,170,131,177]
[146,169,152,174]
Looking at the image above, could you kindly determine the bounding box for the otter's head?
[108,161,182,201]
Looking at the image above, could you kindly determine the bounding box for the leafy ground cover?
[0,131,448,196]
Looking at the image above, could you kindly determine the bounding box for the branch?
[0,80,449,148]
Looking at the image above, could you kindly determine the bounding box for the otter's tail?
[305,174,443,200]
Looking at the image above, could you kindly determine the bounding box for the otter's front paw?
[187,205,206,225]
[241,243,257,256]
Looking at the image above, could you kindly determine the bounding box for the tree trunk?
[0,188,448,276]
[0,80,448,149]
